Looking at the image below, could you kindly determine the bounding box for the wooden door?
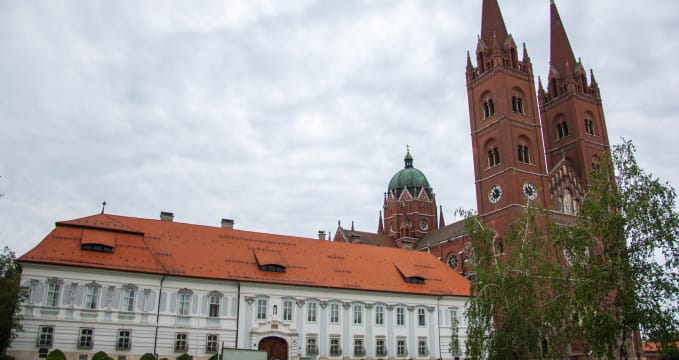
[258,337,288,360]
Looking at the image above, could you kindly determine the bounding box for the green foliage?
[175,354,190,360]
[663,346,679,360]
[464,140,679,359]
[140,353,156,360]
[0,247,28,357]
[46,349,66,360]
[207,354,218,360]
[91,351,112,360]
[450,313,461,356]
[464,206,575,359]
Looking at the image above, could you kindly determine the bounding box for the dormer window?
[394,263,427,285]
[81,244,114,253]
[80,230,116,253]
[259,264,286,272]
[253,249,286,273]
[404,276,425,284]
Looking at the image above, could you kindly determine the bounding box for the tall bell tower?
[539,1,611,213]
[466,0,549,233]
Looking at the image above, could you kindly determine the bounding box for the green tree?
[463,206,575,359]
[0,247,28,357]
[556,140,679,357]
[464,141,679,359]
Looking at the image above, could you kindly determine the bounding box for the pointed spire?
[550,0,577,78]
[377,211,384,234]
[439,205,446,228]
[522,42,530,62]
[538,76,545,92]
[589,69,598,87]
[466,51,473,69]
[480,0,508,47]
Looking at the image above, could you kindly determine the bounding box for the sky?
[1,0,678,256]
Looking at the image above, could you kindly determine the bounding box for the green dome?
[388,151,432,191]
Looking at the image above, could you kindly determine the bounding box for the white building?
[10,213,469,360]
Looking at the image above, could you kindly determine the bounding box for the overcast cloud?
[1,0,678,255]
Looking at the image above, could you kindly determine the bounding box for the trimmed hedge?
[139,354,156,360]
[46,349,66,360]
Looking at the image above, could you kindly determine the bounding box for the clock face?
[420,220,428,231]
[488,184,502,204]
[523,181,537,200]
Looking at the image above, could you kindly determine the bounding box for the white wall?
[10,264,467,360]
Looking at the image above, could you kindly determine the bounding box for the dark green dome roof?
[388,151,432,191]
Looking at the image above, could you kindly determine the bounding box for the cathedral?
[336,0,611,280]
[10,1,635,360]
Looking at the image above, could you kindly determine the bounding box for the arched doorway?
[258,337,288,360]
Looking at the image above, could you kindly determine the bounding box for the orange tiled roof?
[20,213,470,297]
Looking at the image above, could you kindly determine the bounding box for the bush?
[139,354,156,360]
[208,354,218,360]
[176,353,190,360]
[92,351,112,360]
[46,349,66,360]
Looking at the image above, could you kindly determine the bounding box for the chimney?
[317,231,326,240]
[160,211,174,222]
[221,218,234,229]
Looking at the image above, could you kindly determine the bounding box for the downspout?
[153,275,167,358]
[235,281,241,348]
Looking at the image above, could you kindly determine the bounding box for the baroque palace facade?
[11,1,633,360]
[10,214,469,360]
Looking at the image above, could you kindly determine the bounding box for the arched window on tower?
[487,146,500,168]
[483,98,495,118]
[512,95,524,114]
[585,118,595,135]
[518,144,530,164]
[556,120,569,139]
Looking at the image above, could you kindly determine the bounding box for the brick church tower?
[539,1,611,215]
[382,149,439,248]
[467,0,612,225]
[465,0,549,238]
